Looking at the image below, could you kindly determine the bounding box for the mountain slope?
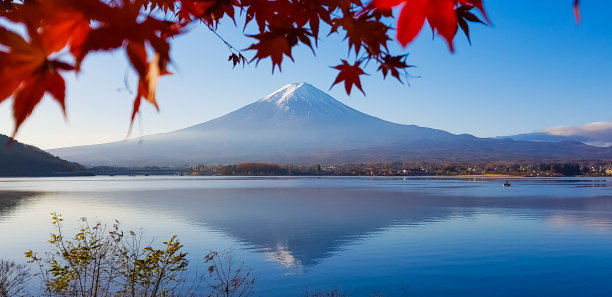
[0,135,88,176]
[50,83,612,166]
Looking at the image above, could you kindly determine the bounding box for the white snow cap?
[258,82,353,116]
[260,82,321,104]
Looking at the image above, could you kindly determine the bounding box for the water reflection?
[74,185,612,268]
[1,177,612,296]
[265,242,303,269]
[3,180,612,264]
[547,213,612,234]
[99,188,468,267]
[0,191,40,217]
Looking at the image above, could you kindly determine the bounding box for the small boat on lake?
[503,181,511,187]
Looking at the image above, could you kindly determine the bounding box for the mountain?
[50,83,612,166]
[501,121,612,147]
[0,135,89,177]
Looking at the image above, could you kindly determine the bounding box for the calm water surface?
[1,176,612,296]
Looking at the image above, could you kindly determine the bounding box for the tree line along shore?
[88,161,612,177]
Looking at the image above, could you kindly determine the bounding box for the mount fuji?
[50,83,612,166]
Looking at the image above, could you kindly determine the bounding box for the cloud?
[542,121,612,147]
[544,121,612,136]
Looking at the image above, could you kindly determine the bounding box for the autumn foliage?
[0,0,579,135]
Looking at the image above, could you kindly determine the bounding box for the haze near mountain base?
[50,83,612,167]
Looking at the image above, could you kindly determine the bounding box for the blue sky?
[1,0,612,149]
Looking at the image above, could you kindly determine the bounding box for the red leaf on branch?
[12,70,67,133]
[327,0,364,12]
[378,54,411,82]
[3,0,91,58]
[247,26,313,72]
[374,0,427,47]
[178,0,237,25]
[427,0,457,51]
[136,0,177,14]
[574,0,581,24]
[242,0,277,33]
[0,27,73,135]
[331,60,367,95]
[456,4,485,45]
[178,0,215,21]
[228,53,247,68]
[200,0,236,27]
[458,0,488,22]
[71,0,179,127]
[331,11,391,56]
[126,41,148,79]
[247,32,291,72]
[130,54,171,123]
[37,11,90,58]
[375,0,488,51]
[292,0,332,42]
[75,0,179,68]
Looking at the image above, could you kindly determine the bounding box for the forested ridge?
[0,135,88,176]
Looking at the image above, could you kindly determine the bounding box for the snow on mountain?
[181,82,378,130]
[258,82,355,116]
[49,83,612,166]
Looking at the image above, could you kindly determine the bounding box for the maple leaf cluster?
[374,0,487,52]
[0,0,180,135]
[0,0,578,135]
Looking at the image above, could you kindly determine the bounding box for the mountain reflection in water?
[5,180,608,268]
[0,191,40,217]
[1,177,612,296]
[69,187,461,268]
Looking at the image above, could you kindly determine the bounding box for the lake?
[1,176,612,296]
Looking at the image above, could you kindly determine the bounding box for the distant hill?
[0,135,89,177]
[50,83,612,166]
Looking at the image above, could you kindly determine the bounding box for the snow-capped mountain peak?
[260,82,322,105]
[257,82,355,117]
[48,82,612,167]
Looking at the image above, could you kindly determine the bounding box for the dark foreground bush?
[21,213,254,297]
[0,259,30,297]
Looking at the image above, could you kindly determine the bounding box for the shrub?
[25,213,194,297]
[0,259,31,297]
[204,250,254,297]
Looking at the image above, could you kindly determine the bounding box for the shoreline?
[457,174,515,177]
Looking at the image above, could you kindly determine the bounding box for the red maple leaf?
[456,4,486,45]
[331,60,367,95]
[130,54,171,124]
[331,11,391,56]
[375,0,488,52]
[0,27,73,135]
[178,0,215,21]
[574,0,581,24]
[242,0,277,33]
[378,54,411,82]
[228,52,247,68]
[136,0,177,14]
[75,1,178,68]
[247,25,313,72]
[3,0,91,58]
[201,0,236,27]
[72,0,180,125]
[291,0,332,43]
